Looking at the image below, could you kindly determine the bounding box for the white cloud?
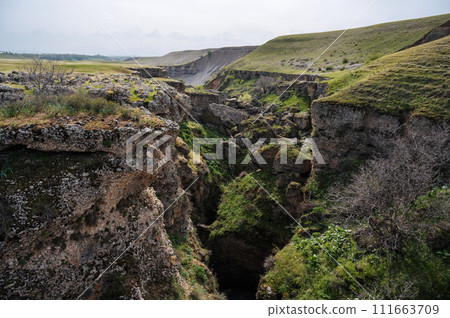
[0,0,448,56]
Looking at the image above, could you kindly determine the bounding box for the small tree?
[332,125,450,250]
[255,76,275,94]
[21,57,73,94]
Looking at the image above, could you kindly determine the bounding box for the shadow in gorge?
[213,260,259,300]
[197,226,262,300]
[193,185,270,300]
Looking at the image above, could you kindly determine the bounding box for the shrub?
[0,90,120,119]
[119,108,142,121]
[255,76,275,93]
[193,265,208,284]
[342,58,349,64]
[21,57,73,94]
[331,126,450,250]
[260,224,450,299]
[239,92,252,103]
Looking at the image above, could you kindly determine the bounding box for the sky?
[0,0,448,57]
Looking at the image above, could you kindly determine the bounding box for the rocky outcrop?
[311,101,401,170]
[201,103,248,135]
[186,91,221,121]
[127,67,168,79]
[0,119,222,299]
[0,119,177,154]
[0,85,24,104]
[311,100,449,170]
[205,69,326,90]
[0,139,181,299]
[273,81,328,101]
[0,86,219,299]
[144,87,191,123]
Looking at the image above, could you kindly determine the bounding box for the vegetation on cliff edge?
[321,36,450,120]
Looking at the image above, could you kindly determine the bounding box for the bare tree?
[21,57,73,94]
[255,76,275,94]
[331,125,450,250]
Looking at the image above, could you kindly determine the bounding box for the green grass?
[130,88,157,102]
[0,90,165,128]
[228,14,450,73]
[278,93,311,112]
[178,120,230,183]
[209,170,292,243]
[216,74,312,115]
[260,224,450,299]
[168,232,222,299]
[0,91,120,118]
[217,76,257,97]
[0,58,132,74]
[321,35,450,120]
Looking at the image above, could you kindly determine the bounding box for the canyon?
[0,14,449,300]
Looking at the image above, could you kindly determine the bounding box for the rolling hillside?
[321,35,450,120]
[133,49,214,66]
[228,13,450,74]
[0,58,133,74]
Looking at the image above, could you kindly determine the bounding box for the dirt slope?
[163,46,257,85]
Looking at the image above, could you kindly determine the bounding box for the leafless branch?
[21,57,74,94]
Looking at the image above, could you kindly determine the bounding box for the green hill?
[321,35,450,120]
[131,49,213,66]
[228,14,450,74]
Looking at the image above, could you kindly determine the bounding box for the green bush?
[0,90,120,119]
[261,224,450,300]
[193,265,208,284]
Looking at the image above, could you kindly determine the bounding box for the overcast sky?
[0,0,448,57]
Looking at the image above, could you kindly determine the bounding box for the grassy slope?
[0,58,134,74]
[134,49,213,66]
[228,14,450,73]
[321,35,450,120]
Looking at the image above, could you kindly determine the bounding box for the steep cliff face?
[0,88,222,299]
[311,100,450,170]
[0,124,177,299]
[163,47,257,85]
[311,101,401,170]
[185,91,222,121]
[205,69,326,91]
[311,35,450,170]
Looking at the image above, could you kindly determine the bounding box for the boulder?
[293,111,311,130]
[201,103,248,135]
